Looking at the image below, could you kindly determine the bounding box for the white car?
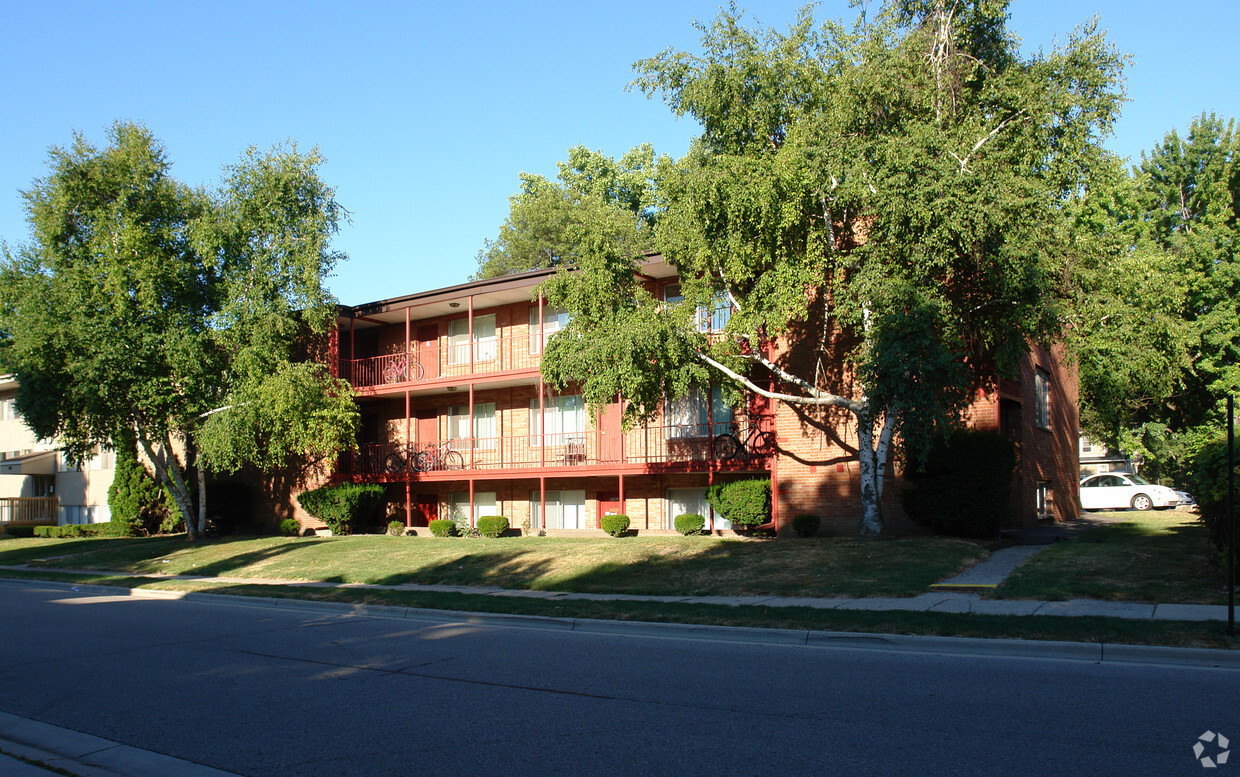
[1079,472,1180,511]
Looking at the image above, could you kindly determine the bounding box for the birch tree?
[538,1,1125,536]
[0,122,358,539]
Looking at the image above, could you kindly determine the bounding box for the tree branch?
[698,351,863,412]
[953,111,1027,173]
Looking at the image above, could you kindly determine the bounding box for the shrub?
[902,429,1016,539]
[1185,433,1239,567]
[33,522,127,539]
[298,483,386,535]
[674,513,706,535]
[279,518,301,537]
[107,438,171,536]
[387,520,407,536]
[477,515,510,538]
[453,514,478,538]
[793,513,820,538]
[429,518,455,537]
[600,513,631,537]
[706,479,771,528]
[5,525,35,537]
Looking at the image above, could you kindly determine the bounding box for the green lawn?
[995,511,1227,604]
[0,533,983,598]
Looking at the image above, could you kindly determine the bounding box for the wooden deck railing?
[0,497,58,525]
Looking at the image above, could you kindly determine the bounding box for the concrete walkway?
[1,566,1233,622]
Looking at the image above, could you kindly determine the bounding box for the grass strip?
[5,569,1235,651]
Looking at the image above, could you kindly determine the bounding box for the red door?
[599,400,623,463]
[414,495,437,527]
[417,324,439,380]
[597,493,622,529]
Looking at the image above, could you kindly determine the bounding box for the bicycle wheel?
[383,452,406,473]
[712,433,742,460]
[750,431,776,456]
[409,361,425,381]
[444,450,465,470]
[415,451,435,472]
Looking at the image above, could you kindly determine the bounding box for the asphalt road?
[1,582,1236,777]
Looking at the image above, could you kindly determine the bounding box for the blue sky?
[2,1,1236,306]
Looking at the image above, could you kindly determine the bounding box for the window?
[1034,368,1050,429]
[448,314,496,365]
[0,398,16,421]
[665,385,733,439]
[1036,481,1051,518]
[529,395,584,445]
[449,403,496,449]
[664,284,731,332]
[667,487,730,531]
[529,305,570,353]
[449,492,498,523]
[529,489,586,530]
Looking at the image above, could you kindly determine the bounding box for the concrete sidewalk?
[1,566,1234,622]
[0,711,241,777]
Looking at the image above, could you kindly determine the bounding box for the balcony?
[0,497,58,526]
[340,329,561,391]
[341,420,774,479]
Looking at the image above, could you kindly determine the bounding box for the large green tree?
[473,144,666,280]
[0,122,358,540]
[536,1,1124,536]
[1072,113,1239,477]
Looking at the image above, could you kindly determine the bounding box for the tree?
[473,144,665,279]
[537,1,1125,536]
[1071,113,1239,479]
[0,122,358,540]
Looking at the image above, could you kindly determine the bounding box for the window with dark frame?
[1034,367,1050,429]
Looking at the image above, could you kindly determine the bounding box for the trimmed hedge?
[674,513,706,535]
[793,514,820,538]
[706,479,771,528]
[33,522,128,539]
[902,429,1016,539]
[297,483,386,536]
[387,520,407,536]
[429,518,455,537]
[600,514,631,537]
[477,515,510,538]
[279,518,301,537]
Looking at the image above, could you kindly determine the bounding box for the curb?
[6,577,1238,670]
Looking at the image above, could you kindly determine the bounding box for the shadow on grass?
[376,536,983,599]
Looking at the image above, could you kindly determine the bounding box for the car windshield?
[1125,473,1151,485]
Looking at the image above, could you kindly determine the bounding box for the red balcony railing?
[341,330,566,390]
[343,420,773,478]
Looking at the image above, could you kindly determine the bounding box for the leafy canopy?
[531,1,1124,535]
[0,121,358,538]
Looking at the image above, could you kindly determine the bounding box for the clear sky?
[2,1,1236,306]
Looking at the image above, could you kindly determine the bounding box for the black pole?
[1228,395,1234,637]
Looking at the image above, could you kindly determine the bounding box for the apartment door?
[598,400,623,463]
[416,325,439,380]
[597,493,623,530]
[414,495,437,526]
[415,411,438,449]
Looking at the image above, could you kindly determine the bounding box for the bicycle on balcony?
[712,423,775,461]
[414,441,465,472]
[383,353,425,384]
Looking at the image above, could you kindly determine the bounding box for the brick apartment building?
[313,255,1079,536]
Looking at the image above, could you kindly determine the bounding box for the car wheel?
[1131,493,1153,511]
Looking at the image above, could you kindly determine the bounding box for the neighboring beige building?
[0,375,114,526]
